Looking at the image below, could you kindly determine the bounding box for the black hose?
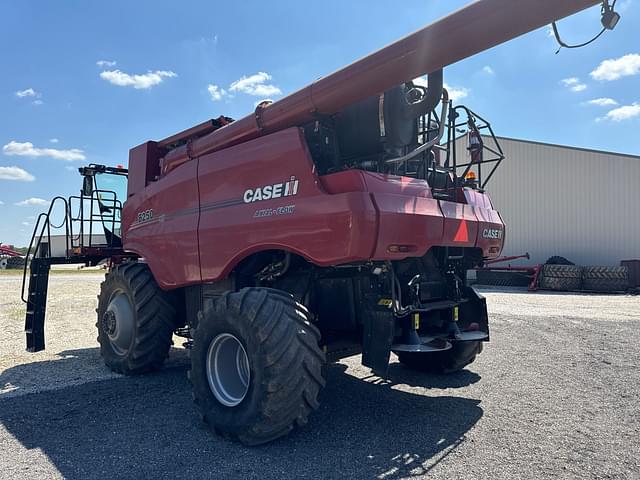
[552,0,617,53]
[403,69,443,120]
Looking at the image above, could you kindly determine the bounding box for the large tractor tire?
[538,264,582,291]
[582,266,629,292]
[397,341,482,374]
[189,288,325,446]
[96,262,178,375]
[6,256,26,269]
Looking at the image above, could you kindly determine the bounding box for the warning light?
[464,170,478,189]
[116,164,125,169]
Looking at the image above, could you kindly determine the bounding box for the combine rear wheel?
[96,263,178,375]
[189,288,325,446]
[397,341,482,374]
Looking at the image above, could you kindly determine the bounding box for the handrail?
[21,196,70,303]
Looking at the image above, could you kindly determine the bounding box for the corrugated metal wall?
[458,136,640,266]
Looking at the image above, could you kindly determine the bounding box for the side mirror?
[82,176,93,197]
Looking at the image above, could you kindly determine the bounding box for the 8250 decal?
[137,209,153,223]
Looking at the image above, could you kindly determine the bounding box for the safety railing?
[20,190,123,303]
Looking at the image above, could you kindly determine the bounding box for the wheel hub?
[206,333,250,407]
[104,291,136,356]
[102,310,117,335]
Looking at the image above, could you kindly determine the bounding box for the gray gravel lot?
[1,273,639,479]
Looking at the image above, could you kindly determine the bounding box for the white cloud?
[562,77,580,86]
[100,69,177,89]
[0,166,35,182]
[587,98,618,107]
[207,84,226,101]
[49,138,59,143]
[0,200,4,205]
[413,76,469,102]
[21,221,30,226]
[591,54,640,81]
[3,141,86,161]
[444,83,469,102]
[15,197,48,207]
[96,60,117,68]
[229,72,282,97]
[561,77,587,92]
[599,103,640,122]
[483,66,495,75]
[15,88,38,98]
[32,99,44,106]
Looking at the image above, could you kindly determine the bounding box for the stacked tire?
[582,266,628,292]
[538,264,582,291]
[6,256,26,269]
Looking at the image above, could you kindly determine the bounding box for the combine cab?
[21,0,615,445]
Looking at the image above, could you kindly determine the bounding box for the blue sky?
[1,0,638,246]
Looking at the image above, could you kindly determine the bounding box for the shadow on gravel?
[0,347,189,397]
[384,362,481,389]
[0,353,483,480]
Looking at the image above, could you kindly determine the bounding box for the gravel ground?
[1,273,639,479]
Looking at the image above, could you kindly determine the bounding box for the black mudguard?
[361,298,395,376]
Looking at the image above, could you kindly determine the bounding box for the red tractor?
[22,0,611,445]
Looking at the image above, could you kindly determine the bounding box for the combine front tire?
[189,288,325,446]
[397,341,482,374]
[96,263,177,375]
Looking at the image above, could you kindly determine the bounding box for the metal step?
[411,298,469,313]
[392,338,452,353]
[24,258,50,352]
[453,331,489,342]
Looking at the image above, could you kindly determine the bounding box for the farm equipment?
[475,253,542,289]
[0,243,26,269]
[21,0,616,445]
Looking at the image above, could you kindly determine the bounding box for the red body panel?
[197,129,378,281]
[122,128,504,289]
[122,160,201,287]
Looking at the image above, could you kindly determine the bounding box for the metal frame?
[442,104,505,191]
[21,167,127,303]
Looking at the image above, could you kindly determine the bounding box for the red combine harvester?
[22,0,615,445]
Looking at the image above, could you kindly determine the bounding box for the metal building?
[464,136,640,266]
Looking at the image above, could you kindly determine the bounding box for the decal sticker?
[253,205,296,218]
[482,228,503,240]
[244,176,299,204]
[137,209,153,223]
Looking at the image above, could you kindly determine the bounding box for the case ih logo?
[482,228,503,240]
[243,176,299,203]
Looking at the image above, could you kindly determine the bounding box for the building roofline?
[489,135,640,160]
